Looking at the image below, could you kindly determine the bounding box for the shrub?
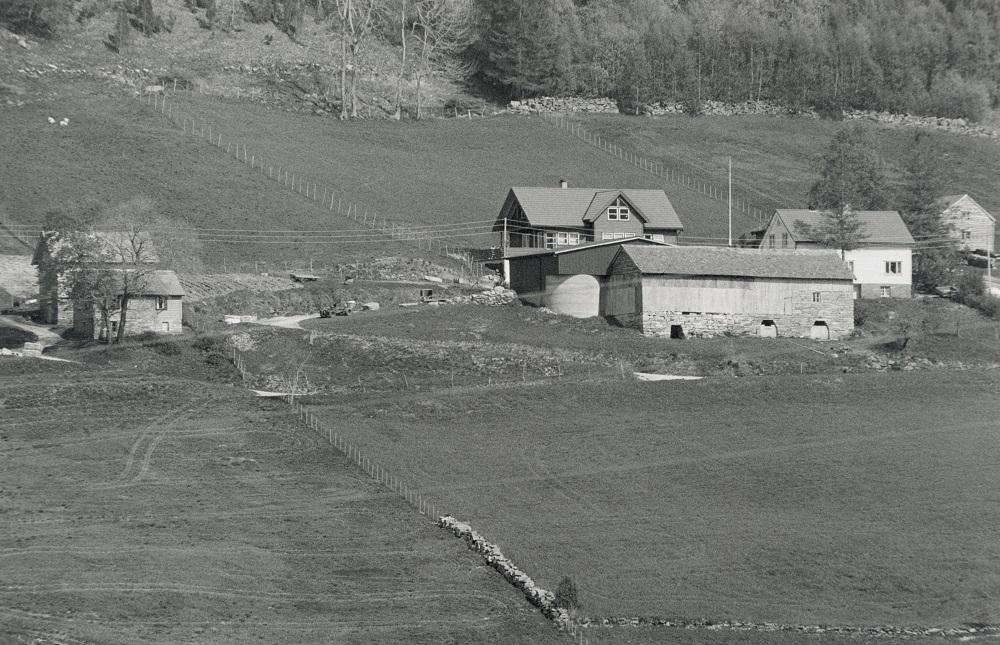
[444,96,488,115]
[554,576,580,611]
[853,299,881,326]
[922,72,990,122]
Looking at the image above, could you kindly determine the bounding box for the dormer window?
[607,197,630,221]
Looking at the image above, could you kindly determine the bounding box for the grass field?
[0,356,555,644]
[298,371,1000,628]
[575,113,1000,244]
[0,82,419,267]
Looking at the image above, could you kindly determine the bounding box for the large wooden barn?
[604,246,855,339]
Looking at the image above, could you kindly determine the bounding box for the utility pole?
[728,156,733,247]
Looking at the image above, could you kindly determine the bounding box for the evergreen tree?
[807,123,890,211]
[896,133,962,291]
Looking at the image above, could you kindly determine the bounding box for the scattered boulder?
[361,302,380,311]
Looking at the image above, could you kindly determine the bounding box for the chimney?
[559,179,568,189]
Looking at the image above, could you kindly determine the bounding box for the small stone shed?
[604,245,855,339]
[73,269,185,340]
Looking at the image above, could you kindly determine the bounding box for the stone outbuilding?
[73,269,184,340]
[604,245,855,339]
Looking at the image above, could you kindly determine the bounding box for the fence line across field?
[230,346,593,644]
[135,90,490,279]
[542,112,771,226]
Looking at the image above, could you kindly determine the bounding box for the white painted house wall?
[844,247,912,298]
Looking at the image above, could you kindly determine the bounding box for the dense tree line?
[467,0,1000,121]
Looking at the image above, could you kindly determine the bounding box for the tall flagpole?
[728,156,733,247]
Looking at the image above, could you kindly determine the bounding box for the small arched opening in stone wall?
[811,320,830,340]
[759,319,777,338]
[670,324,685,339]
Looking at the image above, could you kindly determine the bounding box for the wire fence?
[231,344,594,643]
[541,112,773,227]
[131,89,494,278]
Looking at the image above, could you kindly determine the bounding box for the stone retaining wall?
[508,95,999,140]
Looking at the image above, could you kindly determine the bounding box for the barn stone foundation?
[642,302,853,340]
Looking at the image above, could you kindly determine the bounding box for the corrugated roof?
[503,237,671,260]
[508,187,683,230]
[618,245,855,280]
[775,209,914,245]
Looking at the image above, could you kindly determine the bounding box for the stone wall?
[641,288,854,340]
[858,283,911,299]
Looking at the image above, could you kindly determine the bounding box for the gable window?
[155,296,168,311]
[880,286,892,298]
[607,197,631,221]
[768,234,776,249]
[885,261,902,274]
[960,229,972,240]
[781,233,789,248]
[812,292,821,303]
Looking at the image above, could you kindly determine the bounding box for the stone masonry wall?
[641,288,854,340]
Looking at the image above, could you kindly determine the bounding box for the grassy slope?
[147,93,747,242]
[578,114,1000,241]
[304,371,1000,627]
[0,355,554,644]
[0,85,425,268]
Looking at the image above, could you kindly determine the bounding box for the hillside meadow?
[299,370,1000,628]
[0,355,555,644]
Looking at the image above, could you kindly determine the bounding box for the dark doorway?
[670,325,684,339]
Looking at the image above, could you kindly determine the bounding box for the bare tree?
[48,197,197,343]
[330,0,380,118]
[389,0,412,120]
[412,0,472,119]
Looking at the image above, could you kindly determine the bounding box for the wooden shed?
[605,246,855,339]
[505,238,671,317]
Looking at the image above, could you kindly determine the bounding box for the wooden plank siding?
[942,195,995,253]
[641,275,848,314]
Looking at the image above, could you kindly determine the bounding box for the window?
[602,232,614,241]
[961,229,972,240]
[848,261,855,273]
[544,232,556,249]
[781,233,789,248]
[155,296,167,311]
[607,197,631,221]
[885,261,902,274]
[768,234,776,249]
[644,234,665,242]
[812,292,821,302]
[603,232,629,240]
[880,286,892,298]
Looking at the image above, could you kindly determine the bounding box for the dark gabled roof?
[617,245,855,280]
[503,236,672,261]
[773,209,914,245]
[501,187,683,230]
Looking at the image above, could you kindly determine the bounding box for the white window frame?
[960,229,972,240]
[880,286,892,298]
[768,234,776,249]
[643,234,665,242]
[544,232,556,249]
[885,261,902,274]
[607,197,631,221]
[812,292,821,303]
[781,233,789,248]
[155,296,168,311]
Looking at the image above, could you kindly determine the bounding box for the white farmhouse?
[936,194,995,254]
[758,209,914,298]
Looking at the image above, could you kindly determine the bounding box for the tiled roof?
[105,269,185,296]
[508,187,683,230]
[775,209,914,245]
[618,245,855,280]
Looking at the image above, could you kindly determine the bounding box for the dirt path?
[254,314,320,330]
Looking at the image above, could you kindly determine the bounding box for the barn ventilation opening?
[759,319,777,338]
[811,321,830,340]
[670,325,684,339]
